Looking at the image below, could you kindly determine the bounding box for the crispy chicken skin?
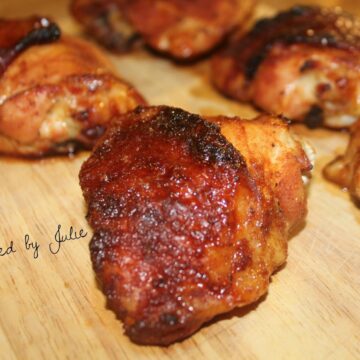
[324,120,360,201]
[0,17,146,157]
[71,0,255,59]
[212,6,360,128]
[79,106,311,345]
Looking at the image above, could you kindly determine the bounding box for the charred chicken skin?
[324,120,360,201]
[0,17,145,157]
[71,0,255,60]
[79,106,312,345]
[212,6,360,128]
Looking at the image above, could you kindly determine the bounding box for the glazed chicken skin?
[324,120,360,201]
[0,17,145,156]
[71,0,255,59]
[212,6,360,128]
[79,105,312,345]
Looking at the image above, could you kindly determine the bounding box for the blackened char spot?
[304,105,324,129]
[0,17,60,74]
[146,106,247,170]
[245,52,267,79]
[160,313,179,326]
[300,59,317,72]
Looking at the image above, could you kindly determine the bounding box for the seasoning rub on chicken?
[79,105,312,345]
[71,0,255,60]
[0,16,145,157]
[212,6,360,129]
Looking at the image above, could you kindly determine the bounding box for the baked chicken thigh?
[79,105,312,345]
[0,16,145,156]
[212,6,360,128]
[324,120,360,201]
[71,0,255,60]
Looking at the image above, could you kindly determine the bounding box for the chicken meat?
[0,16,146,156]
[324,119,360,201]
[79,105,312,345]
[212,6,360,128]
[71,0,255,60]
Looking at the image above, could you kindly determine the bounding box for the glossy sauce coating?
[80,106,311,344]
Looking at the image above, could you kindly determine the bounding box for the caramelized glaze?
[80,106,311,344]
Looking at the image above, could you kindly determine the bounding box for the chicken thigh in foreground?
[79,106,312,345]
[0,16,145,157]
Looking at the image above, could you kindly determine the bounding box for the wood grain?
[0,0,359,359]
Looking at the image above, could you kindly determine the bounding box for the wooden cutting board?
[0,0,359,359]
